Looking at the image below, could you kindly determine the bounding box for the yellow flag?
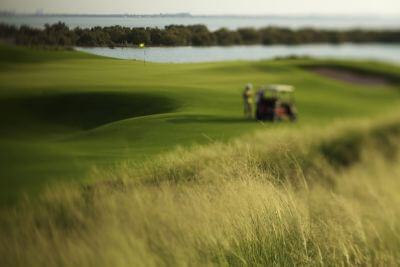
[139,43,145,48]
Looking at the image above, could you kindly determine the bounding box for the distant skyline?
[1,0,400,15]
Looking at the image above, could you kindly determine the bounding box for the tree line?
[0,22,399,47]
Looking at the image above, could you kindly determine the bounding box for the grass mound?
[0,44,98,65]
[1,116,400,266]
[0,92,179,130]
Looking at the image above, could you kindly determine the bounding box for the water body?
[76,44,400,64]
[1,15,400,30]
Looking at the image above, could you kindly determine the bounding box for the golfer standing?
[243,83,253,118]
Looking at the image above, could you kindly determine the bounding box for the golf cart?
[255,84,297,122]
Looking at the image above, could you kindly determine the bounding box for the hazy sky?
[1,0,400,15]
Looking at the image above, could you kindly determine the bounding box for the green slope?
[0,44,399,206]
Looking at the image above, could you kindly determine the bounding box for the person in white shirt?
[242,83,253,118]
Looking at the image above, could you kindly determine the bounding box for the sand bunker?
[310,67,393,86]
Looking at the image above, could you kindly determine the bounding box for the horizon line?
[1,11,400,17]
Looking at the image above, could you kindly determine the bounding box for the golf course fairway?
[0,44,399,206]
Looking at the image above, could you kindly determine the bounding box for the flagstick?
[139,43,146,66]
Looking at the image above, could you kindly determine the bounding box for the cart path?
[310,67,392,86]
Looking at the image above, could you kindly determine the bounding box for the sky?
[1,0,400,15]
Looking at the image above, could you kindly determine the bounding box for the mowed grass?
[0,44,400,205]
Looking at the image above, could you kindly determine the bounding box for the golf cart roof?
[261,84,294,93]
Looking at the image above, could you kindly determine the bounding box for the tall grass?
[1,117,400,266]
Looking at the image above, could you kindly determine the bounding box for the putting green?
[0,44,399,206]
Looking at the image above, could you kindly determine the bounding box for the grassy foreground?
[1,117,400,266]
[1,44,400,205]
